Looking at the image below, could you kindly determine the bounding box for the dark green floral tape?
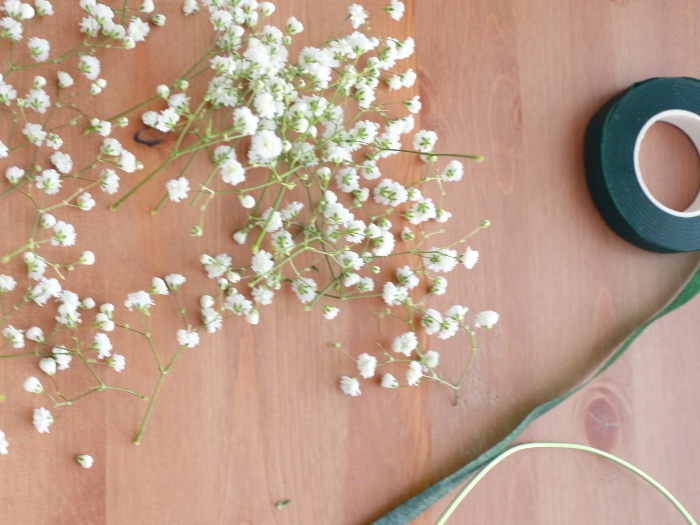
[585,77,700,252]
[373,78,700,524]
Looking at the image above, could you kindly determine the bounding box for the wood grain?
[2,1,700,524]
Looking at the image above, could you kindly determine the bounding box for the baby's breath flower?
[286,16,303,35]
[177,328,200,348]
[323,305,339,320]
[381,373,399,388]
[339,376,361,396]
[183,0,199,15]
[5,165,23,185]
[79,55,100,80]
[22,122,46,145]
[33,407,54,433]
[459,247,479,269]
[78,251,95,265]
[348,4,368,29]
[76,454,94,468]
[35,0,53,16]
[165,274,186,291]
[76,192,95,211]
[291,277,316,304]
[166,177,191,203]
[0,274,16,293]
[51,221,76,247]
[124,290,154,311]
[99,168,120,194]
[92,332,112,359]
[56,70,73,88]
[356,353,377,378]
[403,95,421,114]
[474,310,499,329]
[421,308,442,335]
[23,376,43,393]
[2,326,24,348]
[93,312,114,331]
[1,430,9,454]
[108,354,125,372]
[128,18,150,42]
[150,277,168,295]
[406,361,422,386]
[392,331,417,356]
[27,37,49,61]
[26,326,43,343]
[39,357,56,376]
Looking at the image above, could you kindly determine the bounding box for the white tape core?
[633,109,700,218]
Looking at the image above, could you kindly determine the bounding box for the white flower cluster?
[107,0,494,403]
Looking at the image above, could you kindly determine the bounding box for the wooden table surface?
[2,1,700,524]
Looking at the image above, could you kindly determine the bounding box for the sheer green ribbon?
[372,260,700,525]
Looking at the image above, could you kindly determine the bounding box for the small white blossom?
[77,454,94,468]
[339,376,361,396]
[0,274,17,293]
[392,331,417,356]
[356,353,377,378]
[286,16,303,35]
[323,305,339,320]
[27,37,49,61]
[406,361,422,386]
[177,328,200,348]
[38,357,56,376]
[291,277,317,304]
[23,376,43,393]
[348,4,368,28]
[93,312,114,331]
[76,192,95,211]
[423,248,458,273]
[165,274,186,290]
[165,177,190,202]
[0,430,7,455]
[51,221,76,247]
[124,290,153,311]
[25,326,43,343]
[33,407,54,433]
[108,354,125,372]
[2,325,24,348]
[460,247,479,269]
[421,308,443,335]
[423,350,439,369]
[474,310,499,329]
[35,168,61,194]
[88,333,111,360]
[381,373,399,388]
[79,55,100,80]
[22,122,46,145]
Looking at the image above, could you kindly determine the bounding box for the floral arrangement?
[0,0,498,462]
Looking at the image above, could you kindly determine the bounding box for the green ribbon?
[372,260,700,525]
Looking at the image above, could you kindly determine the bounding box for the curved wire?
[434,442,698,525]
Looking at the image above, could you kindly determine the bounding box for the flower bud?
[23,376,43,394]
[33,76,46,89]
[23,251,35,263]
[39,357,56,376]
[191,226,203,237]
[40,213,56,229]
[95,78,107,89]
[226,271,241,283]
[239,195,255,208]
[78,251,95,265]
[217,278,228,290]
[81,297,96,309]
[175,79,189,90]
[76,454,94,468]
[117,117,129,127]
[89,84,102,95]
[26,326,44,343]
[151,14,165,26]
[157,84,170,98]
[481,219,491,228]
[99,303,114,319]
[200,295,215,308]
[122,37,136,49]
[233,230,247,244]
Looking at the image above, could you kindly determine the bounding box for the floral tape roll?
[585,77,700,252]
